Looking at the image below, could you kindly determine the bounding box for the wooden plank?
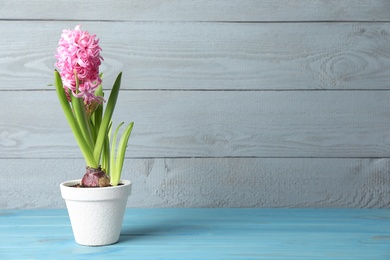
[1,158,388,209]
[1,21,390,90]
[1,90,390,159]
[1,0,390,22]
[0,209,389,259]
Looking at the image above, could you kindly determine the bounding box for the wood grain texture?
[1,1,390,209]
[2,90,390,159]
[1,158,389,209]
[1,21,390,90]
[1,0,390,22]
[0,208,389,258]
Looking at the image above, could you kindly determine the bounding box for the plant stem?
[54,70,98,168]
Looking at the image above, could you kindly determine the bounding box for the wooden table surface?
[0,208,389,259]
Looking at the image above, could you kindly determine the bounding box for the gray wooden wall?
[1,1,389,209]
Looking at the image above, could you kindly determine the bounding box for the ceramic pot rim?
[60,179,131,188]
[60,179,132,201]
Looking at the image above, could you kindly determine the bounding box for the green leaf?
[93,72,122,163]
[101,122,112,174]
[93,84,104,138]
[54,71,98,168]
[89,118,97,143]
[111,122,134,186]
[109,122,124,177]
[70,93,94,151]
[71,73,95,150]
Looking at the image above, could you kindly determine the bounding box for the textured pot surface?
[60,179,132,246]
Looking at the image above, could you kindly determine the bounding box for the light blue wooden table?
[0,208,389,259]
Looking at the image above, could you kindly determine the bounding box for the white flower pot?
[60,179,132,246]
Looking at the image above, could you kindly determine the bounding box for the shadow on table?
[119,218,206,243]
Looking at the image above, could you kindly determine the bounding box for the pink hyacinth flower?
[55,25,103,104]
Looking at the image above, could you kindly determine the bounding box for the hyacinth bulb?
[81,167,110,187]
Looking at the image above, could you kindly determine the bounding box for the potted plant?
[54,25,134,246]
